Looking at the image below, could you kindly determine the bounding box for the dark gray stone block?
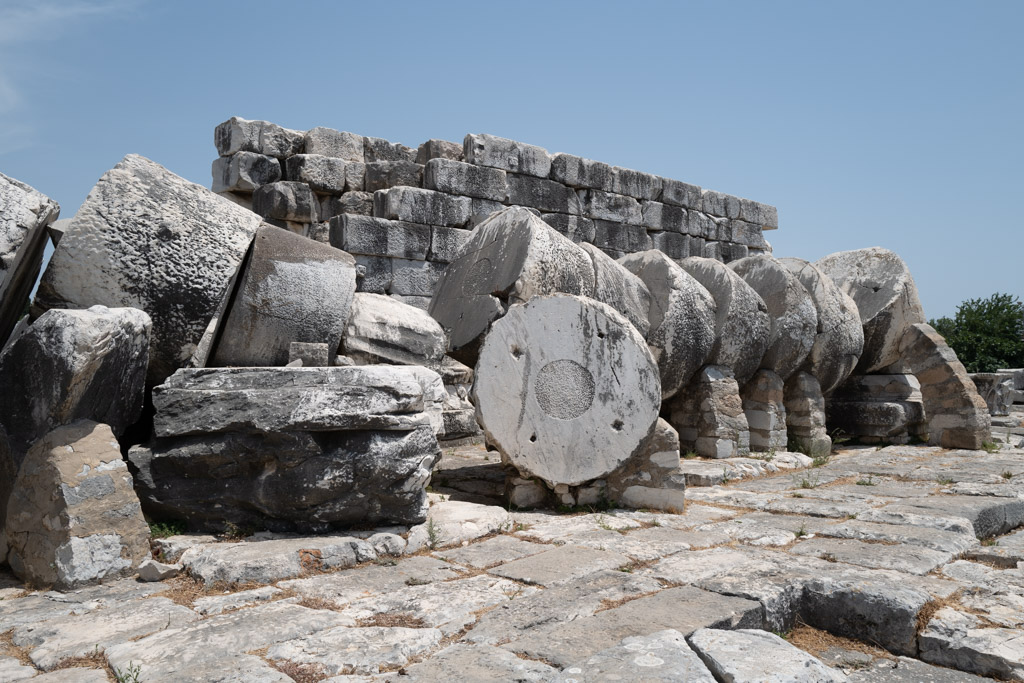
[506,174,580,214]
[592,220,652,253]
[284,155,348,195]
[579,189,642,224]
[374,187,471,227]
[363,136,417,163]
[424,159,507,201]
[364,161,424,193]
[211,152,281,193]
[330,215,431,260]
[253,181,320,223]
[549,153,615,191]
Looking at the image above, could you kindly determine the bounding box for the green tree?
[930,293,1024,372]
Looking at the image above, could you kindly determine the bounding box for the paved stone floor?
[2,441,1024,681]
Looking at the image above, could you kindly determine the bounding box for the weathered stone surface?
[416,138,463,164]
[612,166,662,201]
[180,535,375,584]
[474,295,660,486]
[428,207,595,363]
[0,305,150,458]
[330,214,431,260]
[398,643,557,682]
[137,557,181,582]
[593,219,653,254]
[619,250,716,399]
[211,151,282,193]
[971,373,1013,416]
[435,534,546,570]
[789,537,952,575]
[424,158,507,201]
[285,154,349,194]
[406,498,512,552]
[815,247,925,374]
[320,191,374,219]
[374,186,471,227]
[390,259,445,297]
[303,127,364,161]
[549,153,615,191]
[252,181,319,222]
[579,242,652,338]
[669,365,751,458]
[739,198,779,229]
[288,341,329,367]
[579,189,643,224]
[210,226,356,367]
[556,629,716,683]
[354,255,392,294]
[919,607,1024,680]
[784,371,832,457]
[272,624,442,675]
[730,255,817,381]
[641,200,687,232]
[5,421,150,589]
[192,585,281,615]
[825,374,927,444]
[428,225,472,263]
[364,160,424,192]
[488,545,630,586]
[364,136,417,163]
[0,656,35,681]
[687,628,847,682]
[700,189,741,219]
[343,293,446,366]
[464,133,551,177]
[680,256,771,386]
[215,117,304,158]
[660,178,703,210]
[741,369,788,451]
[33,154,263,386]
[780,257,864,394]
[506,173,580,214]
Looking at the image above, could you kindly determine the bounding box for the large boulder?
[428,207,595,364]
[0,305,151,458]
[814,247,925,374]
[0,172,59,347]
[729,255,817,382]
[618,250,716,399]
[5,421,150,589]
[474,294,661,487]
[343,293,446,367]
[208,226,356,367]
[33,154,264,386]
[779,258,864,395]
[679,256,770,386]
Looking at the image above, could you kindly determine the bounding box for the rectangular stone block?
[354,255,392,294]
[424,159,508,202]
[284,154,347,195]
[390,259,444,296]
[739,198,778,230]
[549,154,614,191]
[344,162,365,192]
[703,241,724,261]
[416,139,463,164]
[363,137,417,163]
[365,161,424,193]
[711,217,732,242]
[390,294,431,312]
[701,189,741,219]
[730,220,768,249]
[688,211,714,238]
[330,215,430,260]
[641,201,687,232]
[211,152,281,193]
[288,342,330,367]
[303,127,364,162]
[253,182,319,223]
[428,226,472,263]
[320,191,373,220]
[507,174,580,214]
[660,178,702,209]
[651,231,690,259]
[723,243,749,263]
[592,220,652,254]
[612,167,662,200]
[464,134,551,178]
[373,187,471,227]
[540,214,596,244]
[579,189,642,224]
[215,117,304,159]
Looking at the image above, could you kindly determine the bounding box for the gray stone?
[507,173,580,213]
[215,117,304,158]
[0,656,35,681]
[971,373,1013,416]
[815,247,926,374]
[364,136,417,163]
[288,341,330,367]
[0,305,150,458]
[5,421,150,590]
[641,200,688,232]
[396,643,556,682]
[668,365,751,459]
[270,625,441,675]
[391,293,432,311]
[321,191,374,219]
[180,535,375,584]
[474,295,660,486]
[405,498,512,552]
[374,186,471,227]
[468,197,510,227]
[741,369,787,451]
[687,628,847,682]
[33,154,263,386]
[592,220,652,253]
[784,371,832,457]
[279,555,463,604]
[330,214,431,260]
[730,219,769,249]
[612,166,662,200]
[848,656,998,682]
[365,160,424,192]
[428,207,595,363]
[285,154,349,194]
[618,250,716,399]
[789,537,952,575]
[252,181,319,222]
[343,293,446,366]
[303,127,365,161]
[192,585,282,615]
[881,494,1024,538]
[824,519,977,554]
[424,158,507,201]
[700,189,741,219]
[579,189,643,223]
[354,254,392,294]
[660,178,703,210]
[435,535,546,570]
[137,558,181,582]
[390,258,445,296]
[549,153,615,191]
[209,226,356,367]
[211,151,282,193]
[428,225,472,263]
[488,545,631,586]
[415,138,463,164]
[464,133,551,177]
[556,629,716,683]
[651,230,692,259]
[739,198,779,229]
[918,607,1024,680]
[580,242,652,338]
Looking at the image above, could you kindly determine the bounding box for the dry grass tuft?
[295,596,342,612]
[356,612,428,629]
[0,630,33,667]
[786,622,891,659]
[596,589,661,613]
[52,647,107,670]
[916,592,962,634]
[156,573,208,607]
[269,659,329,682]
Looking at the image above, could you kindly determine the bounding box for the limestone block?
[424,158,507,201]
[779,257,864,395]
[0,306,150,461]
[0,172,60,347]
[618,250,716,399]
[363,136,417,163]
[579,189,642,224]
[700,189,741,219]
[739,198,779,229]
[5,421,150,589]
[330,215,430,260]
[660,178,703,210]
[648,231,687,260]
[612,167,662,200]
[344,161,366,191]
[540,214,596,244]
[549,153,615,191]
[723,243,749,263]
[209,226,356,367]
[593,221,652,254]
[252,181,319,223]
[320,191,373,219]
[391,294,431,312]
[474,294,661,487]
[355,255,392,294]
[641,201,687,232]
[464,133,551,178]
[428,207,595,364]
[668,365,750,459]
[825,396,926,443]
[688,629,846,682]
[556,630,714,682]
[730,255,818,381]
[815,247,926,374]
[284,154,348,195]
[741,369,787,451]
[288,342,330,367]
[605,417,685,507]
[428,226,472,264]
[343,293,446,367]
[365,161,424,192]
[689,211,714,238]
[391,259,445,297]
[215,117,304,158]
[580,243,652,338]
[416,139,463,164]
[970,373,1013,416]
[211,151,281,193]
[469,198,508,228]
[680,257,771,387]
[783,371,831,457]
[506,174,580,214]
[374,187,471,227]
[303,127,364,162]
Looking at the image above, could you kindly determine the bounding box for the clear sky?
[1,0,1020,319]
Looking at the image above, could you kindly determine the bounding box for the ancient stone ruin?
[0,119,1019,681]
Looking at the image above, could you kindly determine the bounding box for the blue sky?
[1,0,1020,319]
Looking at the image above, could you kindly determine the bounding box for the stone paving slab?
[434,535,547,569]
[487,545,631,586]
[554,629,717,682]
[789,537,953,575]
[688,627,847,682]
[278,556,463,605]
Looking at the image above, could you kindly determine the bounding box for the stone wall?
[212,118,777,309]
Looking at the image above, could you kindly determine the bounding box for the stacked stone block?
[211,118,778,309]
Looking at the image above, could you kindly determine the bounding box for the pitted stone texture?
[687,628,848,683]
[253,181,319,223]
[303,127,364,161]
[730,255,817,381]
[210,226,356,367]
[330,215,431,260]
[549,153,615,191]
[918,607,1024,680]
[612,166,663,201]
[780,257,864,394]
[971,373,1013,416]
[474,295,660,487]
[321,191,374,220]
[579,189,643,224]
[0,305,150,459]
[680,256,771,386]
[33,154,264,386]
[741,369,788,451]
[364,136,418,163]
[555,629,716,683]
[668,365,751,459]
[215,117,304,158]
[784,371,832,457]
[619,250,716,399]
[5,421,150,589]
[364,160,424,193]
[343,293,446,367]
[416,138,463,164]
[285,154,350,195]
[464,133,551,178]
[397,643,557,682]
[425,158,507,201]
[580,242,652,338]
[211,151,282,193]
[428,207,595,364]
[373,186,471,227]
[815,247,926,374]
[180,535,376,584]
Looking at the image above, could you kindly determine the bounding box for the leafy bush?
[930,293,1024,372]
